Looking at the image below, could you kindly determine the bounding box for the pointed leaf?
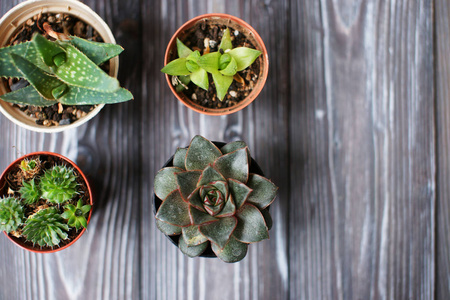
[0,85,58,106]
[246,174,278,209]
[211,71,233,101]
[219,28,233,51]
[58,86,133,105]
[197,52,221,73]
[228,178,252,209]
[182,225,208,246]
[154,167,182,201]
[55,43,119,92]
[69,36,123,65]
[176,38,193,58]
[32,33,66,67]
[233,203,269,243]
[161,57,190,75]
[156,219,182,236]
[199,216,237,249]
[190,205,217,225]
[213,147,249,182]
[198,165,226,186]
[61,211,72,219]
[216,196,236,218]
[221,141,248,154]
[185,136,222,171]
[188,187,206,212]
[173,148,187,170]
[220,56,238,76]
[79,217,88,229]
[177,170,201,200]
[212,236,248,263]
[10,54,64,100]
[260,208,273,230]
[228,47,261,71]
[179,236,208,257]
[80,205,92,214]
[0,41,50,77]
[190,68,209,90]
[155,190,191,227]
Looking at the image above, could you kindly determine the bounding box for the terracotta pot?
[164,13,269,115]
[0,0,119,133]
[0,151,93,253]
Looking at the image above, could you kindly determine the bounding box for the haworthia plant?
[154,135,278,263]
[161,28,261,101]
[0,33,133,106]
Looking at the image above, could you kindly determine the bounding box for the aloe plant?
[0,33,133,106]
[161,28,261,101]
[154,135,278,262]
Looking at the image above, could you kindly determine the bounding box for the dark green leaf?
[198,165,226,186]
[161,57,190,76]
[179,236,208,257]
[213,147,249,182]
[221,141,248,154]
[215,196,236,218]
[199,216,237,249]
[0,41,50,77]
[57,86,133,105]
[156,219,182,236]
[155,190,191,227]
[190,205,217,225]
[173,148,187,170]
[0,85,58,107]
[185,136,222,170]
[69,36,124,65]
[260,208,273,230]
[188,187,206,212]
[32,33,66,67]
[228,47,261,71]
[154,167,183,201]
[233,203,269,243]
[228,178,252,209]
[246,174,278,209]
[182,225,208,246]
[212,236,248,263]
[176,170,201,200]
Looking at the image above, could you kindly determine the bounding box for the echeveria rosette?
[154,135,278,263]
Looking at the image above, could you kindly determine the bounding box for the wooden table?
[0,0,448,299]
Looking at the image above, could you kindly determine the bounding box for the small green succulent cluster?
[154,135,278,263]
[0,33,133,106]
[0,162,91,248]
[161,28,261,100]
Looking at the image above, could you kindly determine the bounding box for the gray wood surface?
[0,0,446,299]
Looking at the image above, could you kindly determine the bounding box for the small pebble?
[59,118,71,125]
[191,93,197,100]
[229,91,237,97]
[234,30,239,36]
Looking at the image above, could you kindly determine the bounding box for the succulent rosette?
[154,135,278,263]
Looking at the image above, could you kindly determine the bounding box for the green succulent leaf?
[161,57,190,76]
[199,216,237,249]
[197,52,221,73]
[197,165,226,186]
[0,41,50,77]
[213,147,249,183]
[0,197,24,233]
[55,43,120,92]
[228,47,261,71]
[68,36,124,65]
[215,196,236,218]
[227,178,252,209]
[211,70,233,101]
[175,75,191,92]
[176,170,201,200]
[176,38,193,58]
[10,53,65,100]
[189,68,209,90]
[62,199,91,230]
[173,148,187,170]
[155,190,191,227]
[185,51,201,73]
[246,174,278,209]
[40,165,79,204]
[233,203,269,243]
[32,33,66,67]
[19,179,41,204]
[185,136,222,171]
[220,141,248,154]
[219,56,238,76]
[1,85,58,107]
[219,28,233,51]
[156,219,182,236]
[57,86,133,105]
[211,235,248,263]
[178,236,208,258]
[182,225,208,246]
[189,205,217,225]
[219,53,232,70]
[187,187,206,212]
[154,167,182,201]
[260,208,273,230]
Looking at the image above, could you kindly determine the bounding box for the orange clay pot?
[164,13,269,115]
[0,152,93,253]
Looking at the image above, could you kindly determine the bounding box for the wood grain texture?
[0,0,444,299]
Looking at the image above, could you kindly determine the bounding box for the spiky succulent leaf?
[178,236,208,257]
[68,36,124,65]
[0,41,51,77]
[228,47,261,72]
[173,148,187,170]
[176,170,201,200]
[154,167,182,201]
[211,236,248,263]
[199,216,237,249]
[197,165,226,186]
[19,179,41,204]
[233,203,269,243]
[22,207,68,247]
[32,33,66,67]
[219,28,233,51]
[155,190,191,227]
[227,178,252,209]
[182,225,208,246]
[61,199,91,230]
[211,70,233,101]
[176,38,193,58]
[0,85,58,106]
[213,147,249,183]
[0,197,24,233]
[40,165,78,204]
[156,219,182,236]
[57,86,133,105]
[246,174,278,209]
[185,136,222,171]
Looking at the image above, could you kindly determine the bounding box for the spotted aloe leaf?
[0,41,50,77]
[182,225,208,246]
[185,136,222,171]
[211,236,248,263]
[32,33,66,67]
[211,70,233,101]
[233,203,269,243]
[176,170,201,200]
[173,148,187,170]
[55,43,119,92]
[213,147,249,183]
[0,85,58,106]
[178,236,208,257]
[246,174,278,209]
[154,167,182,201]
[155,190,191,227]
[57,86,133,105]
[68,36,124,65]
[199,216,237,249]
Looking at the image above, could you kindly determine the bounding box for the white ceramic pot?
[0,0,118,133]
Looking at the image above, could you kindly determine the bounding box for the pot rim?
[164,13,269,116]
[0,0,118,133]
[0,151,94,253]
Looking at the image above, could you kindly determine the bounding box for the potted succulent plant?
[153,135,278,263]
[0,0,132,132]
[162,14,268,115]
[0,151,93,252]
